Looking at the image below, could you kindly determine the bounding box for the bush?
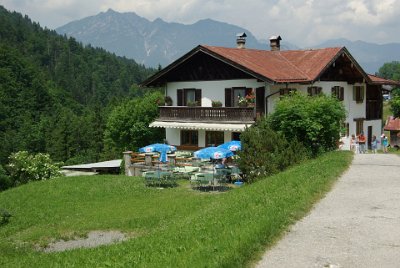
[187,100,197,107]
[103,92,164,158]
[389,88,400,118]
[237,118,308,183]
[164,96,173,106]
[268,92,346,156]
[7,151,62,186]
[0,209,11,225]
[212,100,222,107]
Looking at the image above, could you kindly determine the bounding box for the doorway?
[367,126,372,150]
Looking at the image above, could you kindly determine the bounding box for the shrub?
[212,100,222,107]
[7,151,62,186]
[268,92,346,156]
[187,100,197,107]
[389,88,400,118]
[103,92,164,157]
[237,118,308,183]
[164,96,173,106]
[0,209,11,225]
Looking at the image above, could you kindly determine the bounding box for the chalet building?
[141,34,399,151]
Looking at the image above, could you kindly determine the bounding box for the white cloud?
[1,0,400,46]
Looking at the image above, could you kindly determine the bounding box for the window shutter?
[339,87,344,100]
[307,87,312,96]
[331,87,336,97]
[195,89,202,106]
[183,89,188,106]
[360,86,364,102]
[317,87,322,94]
[225,88,232,107]
[340,87,344,101]
[177,89,183,106]
[353,86,356,101]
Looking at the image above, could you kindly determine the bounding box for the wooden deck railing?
[158,106,255,122]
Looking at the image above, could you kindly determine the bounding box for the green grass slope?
[0,151,352,267]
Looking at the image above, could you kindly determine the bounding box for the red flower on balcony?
[245,89,255,104]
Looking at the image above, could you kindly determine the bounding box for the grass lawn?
[383,101,391,122]
[0,151,352,267]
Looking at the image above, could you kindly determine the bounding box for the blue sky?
[1,0,399,46]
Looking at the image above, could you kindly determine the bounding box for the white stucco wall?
[166,128,180,146]
[224,132,232,143]
[365,120,384,149]
[166,79,264,107]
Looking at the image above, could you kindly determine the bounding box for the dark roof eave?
[140,45,276,87]
[312,47,371,84]
[199,46,274,83]
[140,45,206,87]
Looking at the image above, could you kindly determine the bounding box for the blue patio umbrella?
[194,147,234,160]
[139,143,177,163]
[217,140,241,152]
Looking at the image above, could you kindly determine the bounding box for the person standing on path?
[350,134,357,152]
[358,131,367,153]
[381,134,389,153]
[371,135,378,153]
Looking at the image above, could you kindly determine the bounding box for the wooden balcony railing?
[158,106,255,122]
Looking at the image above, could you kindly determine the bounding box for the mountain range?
[57,9,400,74]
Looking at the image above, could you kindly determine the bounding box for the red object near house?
[384,116,400,147]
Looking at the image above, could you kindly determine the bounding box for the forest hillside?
[0,5,157,166]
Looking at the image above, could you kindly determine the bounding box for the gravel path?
[44,231,127,252]
[256,153,400,268]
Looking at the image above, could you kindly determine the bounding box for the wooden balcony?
[158,106,255,123]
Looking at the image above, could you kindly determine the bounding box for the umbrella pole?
[213,161,215,191]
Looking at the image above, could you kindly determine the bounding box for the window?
[225,88,252,107]
[181,130,198,146]
[205,131,224,147]
[307,86,322,96]
[177,89,202,106]
[233,88,246,107]
[185,89,196,104]
[331,86,344,101]
[355,119,364,135]
[232,132,241,141]
[279,88,297,96]
[353,86,364,103]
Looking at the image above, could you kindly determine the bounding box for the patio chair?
[190,173,212,190]
[143,170,175,187]
[215,168,230,187]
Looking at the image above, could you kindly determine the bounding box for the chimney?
[236,32,247,49]
[269,35,282,51]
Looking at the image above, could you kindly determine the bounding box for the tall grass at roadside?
[0,151,352,267]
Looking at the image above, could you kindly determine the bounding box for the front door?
[367,126,372,150]
[256,87,265,117]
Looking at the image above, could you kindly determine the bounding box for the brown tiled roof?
[368,74,400,86]
[203,45,343,83]
[384,117,400,131]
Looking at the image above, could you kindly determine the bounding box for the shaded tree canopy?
[377,61,400,118]
[268,93,346,156]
